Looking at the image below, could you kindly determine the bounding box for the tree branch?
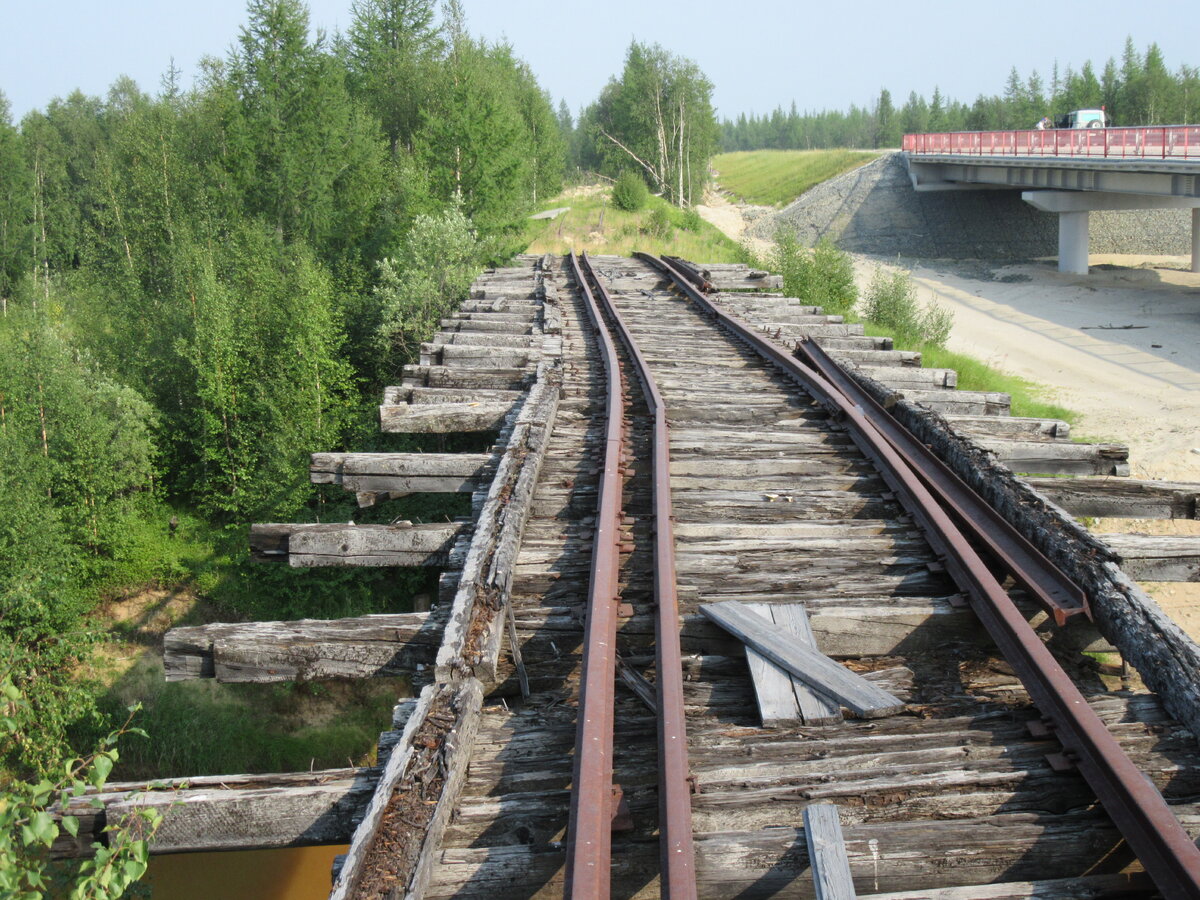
[598,128,665,190]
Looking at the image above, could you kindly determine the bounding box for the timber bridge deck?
[58,254,1200,897]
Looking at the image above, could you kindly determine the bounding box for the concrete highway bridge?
[903,125,1200,273]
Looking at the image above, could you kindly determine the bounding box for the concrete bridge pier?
[1023,191,1200,275]
[1193,208,1200,273]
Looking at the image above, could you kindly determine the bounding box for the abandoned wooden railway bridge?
[56,252,1200,897]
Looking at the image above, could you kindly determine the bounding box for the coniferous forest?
[720,39,1200,151]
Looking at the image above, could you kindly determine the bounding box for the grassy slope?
[525,187,749,263]
[712,150,879,206]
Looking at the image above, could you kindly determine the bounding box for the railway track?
[412,253,1200,898]
[118,251,1200,897]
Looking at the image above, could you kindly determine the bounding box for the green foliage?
[0,304,158,615]
[586,41,718,206]
[179,223,355,521]
[641,206,673,240]
[228,0,387,256]
[0,92,30,301]
[860,267,953,348]
[374,202,482,372]
[0,0,575,805]
[676,207,703,233]
[770,232,857,316]
[340,0,443,155]
[1,662,162,899]
[611,170,648,212]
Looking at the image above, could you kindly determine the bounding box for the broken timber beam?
[51,768,379,858]
[379,401,515,433]
[1101,533,1200,582]
[310,452,494,494]
[979,439,1130,476]
[163,609,447,682]
[249,521,465,567]
[1024,476,1200,519]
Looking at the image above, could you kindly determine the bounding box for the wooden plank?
[805,804,857,900]
[401,364,533,390]
[311,452,493,482]
[1101,533,1200,582]
[163,610,447,682]
[249,522,465,567]
[744,603,841,727]
[378,401,514,433]
[1023,476,1200,519]
[858,873,1154,898]
[700,601,904,718]
[902,389,1012,417]
[979,440,1130,476]
[59,768,378,858]
[382,386,525,406]
[947,415,1071,441]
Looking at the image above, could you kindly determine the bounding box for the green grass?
[712,150,880,207]
[105,659,405,778]
[524,187,750,263]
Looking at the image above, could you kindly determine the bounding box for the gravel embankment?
[754,152,1192,259]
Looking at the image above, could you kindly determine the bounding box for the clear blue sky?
[1,0,1195,124]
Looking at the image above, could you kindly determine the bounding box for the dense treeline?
[721,38,1200,150]
[0,0,566,778]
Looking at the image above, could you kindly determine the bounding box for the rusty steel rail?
[638,252,1200,899]
[579,252,697,899]
[563,252,626,898]
[794,337,1088,624]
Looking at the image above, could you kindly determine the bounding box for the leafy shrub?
[678,208,703,232]
[809,238,858,315]
[771,232,857,316]
[611,170,649,212]
[375,204,482,371]
[641,206,673,239]
[1,665,161,899]
[861,267,953,348]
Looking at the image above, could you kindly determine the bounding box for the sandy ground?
[694,191,776,258]
[696,191,1200,634]
[904,256,1200,482]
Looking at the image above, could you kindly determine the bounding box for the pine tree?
[874,88,900,147]
[341,0,443,155]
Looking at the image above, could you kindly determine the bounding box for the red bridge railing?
[904,125,1200,160]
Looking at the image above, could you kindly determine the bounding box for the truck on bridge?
[1055,108,1107,129]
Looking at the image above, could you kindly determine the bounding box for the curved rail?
[564,253,698,899]
[563,252,626,898]
[638,251,1200,898]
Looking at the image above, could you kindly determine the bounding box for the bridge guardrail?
[904,125,1200,160]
